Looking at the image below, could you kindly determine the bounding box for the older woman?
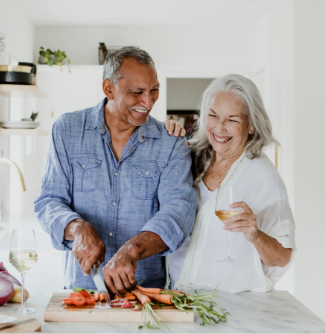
[165,74,296,293]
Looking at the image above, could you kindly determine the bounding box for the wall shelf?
[0,128,48,136]
[0,84,47,97]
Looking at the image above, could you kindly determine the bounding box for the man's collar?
[85,98,107,130]
[86,98,161,139]
[139,115,161,139]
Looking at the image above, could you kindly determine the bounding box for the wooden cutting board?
[0,313,41,333]
[44,292,194,323]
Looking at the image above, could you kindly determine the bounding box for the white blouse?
[167,151,296,294]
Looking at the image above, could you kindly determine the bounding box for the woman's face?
[205,92,254,159]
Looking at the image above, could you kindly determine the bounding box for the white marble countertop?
[0,211,325,332]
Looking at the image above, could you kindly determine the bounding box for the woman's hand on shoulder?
[164,119,186,137]
[223,202,258,242]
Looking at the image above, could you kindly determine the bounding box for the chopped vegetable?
[9,283,29,303]
[121,299,134,308]
[99,292,110,303]
[125,295,136,301]
[78,290,92,298]
[70,293,86,306]
[0,277,14,305]
[86,297,96,305]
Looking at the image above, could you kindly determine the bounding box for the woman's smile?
[212,133,233,144]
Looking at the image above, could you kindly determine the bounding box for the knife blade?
[92,264,110,303]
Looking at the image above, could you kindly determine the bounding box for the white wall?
[0,0,35,212]
[294,0,325,322]
[167,78,213,110]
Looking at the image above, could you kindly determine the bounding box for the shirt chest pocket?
[131,162,163,200]
[71,156,103,192]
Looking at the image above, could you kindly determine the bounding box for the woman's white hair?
[190,74,279,182]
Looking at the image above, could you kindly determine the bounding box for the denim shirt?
[34,98,196,289]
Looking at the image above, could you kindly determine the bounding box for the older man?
[34,46,196,294]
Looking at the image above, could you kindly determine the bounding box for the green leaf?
[138,325,143,329]
[72,288,84,292]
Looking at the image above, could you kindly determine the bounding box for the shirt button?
[109,232,113,236]
[114,172,117,176]
[145,171,149,175]
[113,202,116,206]
[128,147,131,151]
[82,165,86,168]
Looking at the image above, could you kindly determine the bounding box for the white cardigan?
[167,151,296,293]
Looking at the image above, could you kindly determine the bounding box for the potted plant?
[39,47,55,65]
[38,47,71,72]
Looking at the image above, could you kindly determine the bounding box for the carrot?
[133,290,151,305]
[99,293,110,303]
[136,285,161,294]
[125,295,136,301]
[139,291,173,305]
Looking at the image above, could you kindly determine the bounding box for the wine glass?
[215,184,242,262]
[9,229,38,314]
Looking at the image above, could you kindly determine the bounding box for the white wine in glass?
[9,229,38,314]
[215,184,242,262]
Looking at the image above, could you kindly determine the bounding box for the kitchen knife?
[92,264,110,303]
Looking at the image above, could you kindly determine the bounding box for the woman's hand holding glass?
[223,202,258,242]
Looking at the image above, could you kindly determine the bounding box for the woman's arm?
[224,202,292,267]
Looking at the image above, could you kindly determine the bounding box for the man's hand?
[103,249,137,295]
[65,219,106,276]
[103,231,167,295]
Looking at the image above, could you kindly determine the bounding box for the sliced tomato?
[94,292,100,301]
[62,298,74,305]
[78,290,92,298]
[70,293,86,306]
[86,297,96,305]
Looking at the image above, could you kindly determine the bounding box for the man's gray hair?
[102,46,155,86]
[190,74,279,182]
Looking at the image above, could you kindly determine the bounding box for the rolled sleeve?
[34,117,82,251]
[142,137,196,254]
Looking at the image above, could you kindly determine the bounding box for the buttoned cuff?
[50,213,82,251]
[141,219,184,255]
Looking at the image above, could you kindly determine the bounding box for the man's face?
[106,57,160,126]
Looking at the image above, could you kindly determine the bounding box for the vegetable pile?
[0,261,28,305]
[63,285,228,330]
[134,285,229,330]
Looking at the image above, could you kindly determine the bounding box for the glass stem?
[21,274,25,311]
[227,231,231,258]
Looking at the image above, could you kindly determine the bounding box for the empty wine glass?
[215,184,242,262]
[9,229,38,314]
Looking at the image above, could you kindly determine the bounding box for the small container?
[18,62,37,85]
[98,43,108,65]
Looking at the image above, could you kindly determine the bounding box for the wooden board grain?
[44,292,194,323]
[0,313,41,333]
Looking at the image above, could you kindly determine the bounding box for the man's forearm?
[64,218,90,241]
[123,231,168,261]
